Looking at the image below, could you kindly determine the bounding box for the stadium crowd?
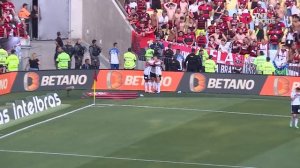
[125,0,300,74]
[0,0,30,38]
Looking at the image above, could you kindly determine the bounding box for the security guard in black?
[184,48,201,72]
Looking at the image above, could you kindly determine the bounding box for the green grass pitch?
[0,91,299,168]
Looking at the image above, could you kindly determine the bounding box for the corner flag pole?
[93,80,96,105]
[93,71,98,105]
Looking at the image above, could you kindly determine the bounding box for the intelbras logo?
[0,93,61,125]
[24,72,88,91]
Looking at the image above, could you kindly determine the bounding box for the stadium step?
[84,92,139,100]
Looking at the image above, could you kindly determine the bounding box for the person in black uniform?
[31,5,39,39]
[54,32,64,68]
[169,56,181,71]
[184,48,201,72]
[163,43,174,71]
[197,49,204,72]
[74,39,86,69]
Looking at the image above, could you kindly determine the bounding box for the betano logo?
[106,71,173,89]
[24,72,88,91]
[0,93,61,125]
[207,78,255,90]
[189,73,206,92]
[24,72,40,91]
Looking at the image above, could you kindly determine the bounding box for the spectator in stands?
[109,42,120,69]
[179,0,188,15]
[248,30,257,42]
[164,1,177,20]
[81,59,91,70]
[213,2,224,21]
[234,29,246,44]
[208,36,218,50]
[31,5,39,39]
[255,22,265,42]
[183,28,195,46]
[292,49,300,63]
[129,0,137,9]
[27,53,40,71]
[286,27,295,48]
[258,39,269,57]
[176,31,184,44]
[228,26,237,41]
[210,28,227,45]
[16,17,28,38]
[166,26,177,42]
[151,0,162,10]
[218,39,229,53]
[2,0,15,15]
[174,8,182,26]
[231,40,241,54]
[74,39,86,69]
[150,9,158,29]
[18,3,30,32]
[158,11,169,29]
[188,0,199,19]
[196,31,207,47]
[249,40,259,57]
[155,27,165,39]
[274,45,289,68]
[89,39,102,69]
[124,0,300,75]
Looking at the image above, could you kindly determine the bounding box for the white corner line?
[95,104,290,118]
[0,149,257,168]
[0,104,94,140]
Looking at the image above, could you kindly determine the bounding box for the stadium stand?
[122,0,300,76]
[0,0,28,38]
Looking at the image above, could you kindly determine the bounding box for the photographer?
[74,39,86,69]
[89,39,102,69]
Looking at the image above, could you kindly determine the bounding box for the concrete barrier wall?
[82,0,132,68]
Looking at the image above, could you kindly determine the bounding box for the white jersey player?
[290,87,300,128]
[144,59,153,93]
[150,56,163,93]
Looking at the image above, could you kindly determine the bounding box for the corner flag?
[93,70,98,105]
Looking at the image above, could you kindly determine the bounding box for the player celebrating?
[290,87,300,128]
[150,56,163,93]
[144,59,153,93]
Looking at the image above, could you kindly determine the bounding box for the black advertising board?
[12,70,96,92]
[178,73,267,95]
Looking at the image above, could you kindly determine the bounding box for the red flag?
[93,70,98,82]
